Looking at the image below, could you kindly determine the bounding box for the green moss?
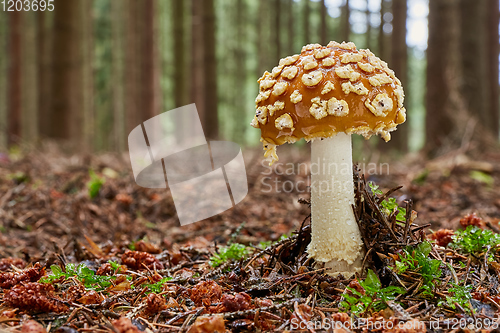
[369,182,407,221]
[395,242,442,297]
[40,263,116,291]
[340,269,405,315]
[145,277,173,294]
[87,169,105,199]
[450,226,500,260]
[438,283,474,314]
[209,243,248,267]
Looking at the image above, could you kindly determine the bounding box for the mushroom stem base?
[307,133,365,278]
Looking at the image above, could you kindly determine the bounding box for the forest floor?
[1,145,500,332]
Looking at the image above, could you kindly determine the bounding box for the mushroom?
[250,41,406,277]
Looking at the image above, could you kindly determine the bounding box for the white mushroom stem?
[307,133,364,277]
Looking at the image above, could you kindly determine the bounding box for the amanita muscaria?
[251,41,405,277]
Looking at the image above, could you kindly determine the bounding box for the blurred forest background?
[0,0,498,158]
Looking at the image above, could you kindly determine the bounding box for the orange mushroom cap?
[251,41,406,164]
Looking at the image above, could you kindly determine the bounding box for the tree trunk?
[378,0,384,56]
[125,0,141,135]
[153,1,162,120]
[173,0,188,108]
[7,11,21,145]
[383,0,407,152]
[191,0,205,125]
[273,0,281,60]
[81,0,94,152]
[365,0,372,49]
[459,0,492,135]
[320,0,327,45]
[36,10,53,141]
[391,0,406,86]
[0,8,7,149]
[202,0,218,139]
[140,0,157,122]
[232,0,247,143]
[487,0,499,137]
[123,0,159,134]
[378,0,390,63]
[21,11,38,146]
[425,0,466,155]
[257,0,266,75]
[340,0,350,42]
[51,0,81,141]
[304,0,310,45]
[111,0,126,151]
[191,0,220,139]
[287,0,294,54]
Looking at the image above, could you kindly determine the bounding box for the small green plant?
[40,263,116,291]
[413,169,429,185]
[438,283,474,314]
[108,260,124,273]
[209,243,248,267]
[257,233,290,249]
[258,240,273,249]
[450,226,500,260]
[368,182,384,196]
[87,169,105,199]
[277,233,289,242]
[145,277,173,293]
[369,182,406,221]
[395,242,442,296]
[8,171,28,184]
[49,318,66,331]
[340,269,405,315]
[229,222,246,244]
[128,237,149,251]
[470,170,494,186]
